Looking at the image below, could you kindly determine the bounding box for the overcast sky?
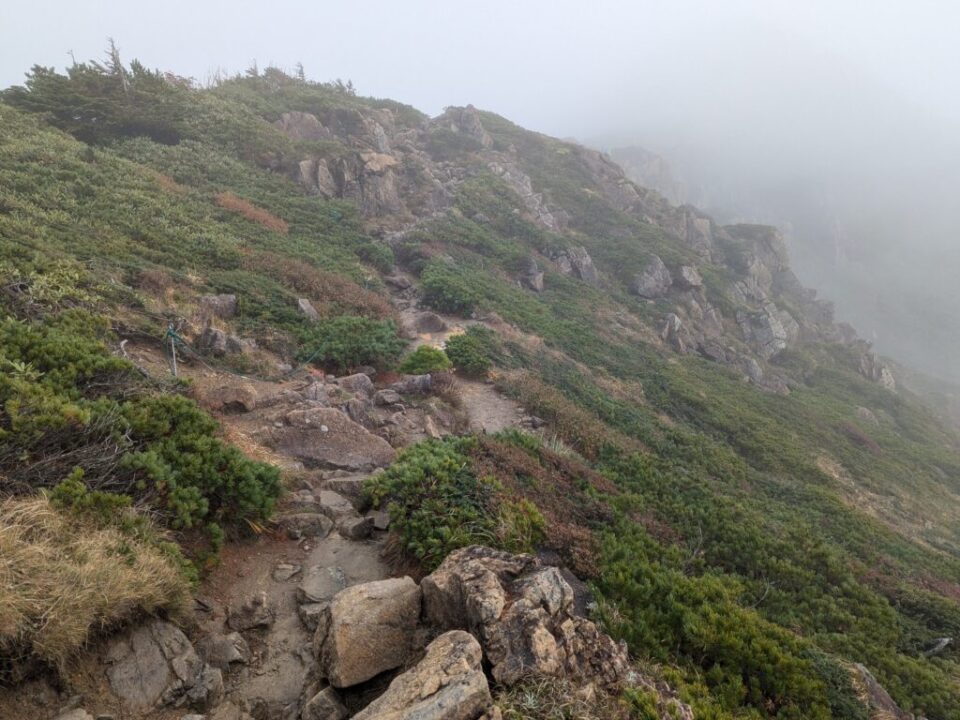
[2,0,959,134]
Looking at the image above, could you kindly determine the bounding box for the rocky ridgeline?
[83,547,692,720]
[271,103,896,396]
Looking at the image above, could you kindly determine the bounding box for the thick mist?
[2,0,957,381]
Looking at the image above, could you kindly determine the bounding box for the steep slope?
[2,61,960,719]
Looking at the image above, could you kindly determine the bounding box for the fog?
[2,0,958,382]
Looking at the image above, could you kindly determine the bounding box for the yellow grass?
[0,496,190,672]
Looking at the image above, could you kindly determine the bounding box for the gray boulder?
[258,407,396,471]
[196,632,250,670]
[631,255,673,298]
[338,373,374,397]
[298,566,348,604]
[676,265,703,289]
[415,312,449,334]
[227,591,275,631]
[200,294,238,319]
[302,686,349,720]
[104,619,219,712]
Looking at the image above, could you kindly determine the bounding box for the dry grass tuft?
[215,191,289,234]
[0,496,190,676]
[498,676,635,720]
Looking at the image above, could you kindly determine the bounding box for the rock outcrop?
[631,255,673,298]
[421,545,630,688]
[352,631,494,720]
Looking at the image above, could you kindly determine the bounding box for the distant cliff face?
[278,108,894,394]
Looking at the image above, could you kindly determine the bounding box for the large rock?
[196,631,250,670]
[259,407,396,470]
[298,298,320,321]
[631,255,673,298]
[421,546,630,689]
[302,686,349,720]
[199,294,238,319]
[205,382,257,413]
[104,619,220,711]
[275,111,331,141]
[850,663,916,720]
[557,246,599,285]
[298,565,348,604]
[415,312,448,334]
[352,631,493,720]
[227,591,276,631]
[676,265,703,289]
[435,105,494,149]
[338,373,374,397]
[315,577,421,688]
[737,303,790,360]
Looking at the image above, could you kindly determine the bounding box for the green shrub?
[355,242,395,273]
[364,437,544,570]
[420,262,480,316]
[397,345,452,375]
[445,325,497,376]
[297,315,406,373]
[0,312,281,548]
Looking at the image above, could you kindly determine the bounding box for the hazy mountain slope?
[2,62,960,718]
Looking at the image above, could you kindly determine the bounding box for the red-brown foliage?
[215,191,289,234]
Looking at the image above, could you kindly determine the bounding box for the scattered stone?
[227,592,276,631]
[375,389,403,406]
[303,382,329,404]
[317,490,357,521]
[298,298,320,321]
[856,406,879,426]
[104,619,216,711]
[631,255,673,298]
[298,566,348,604]
[225,335,257,355]
[339,516,374,540]
[272,563,303,582]
[323,475,367,501]
[54,711,93,720]
[276,512,334,540]
[200,294,238,319]
[206,383,257,413]
[196,632,251,670]
[415,312,448,333]
[384,275,412,290]
[299,602,329,632]
[197,327,229,357]
[352,631,493,720]
[186,665,224,711]
[368,509,391,530]
[315,577,422,688]
[338,373,374,397]
[390,374,432,395]
[301,687,349,720]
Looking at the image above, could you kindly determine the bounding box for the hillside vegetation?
[2,56,960,718]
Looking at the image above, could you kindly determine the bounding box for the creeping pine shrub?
[364,437,544,570]
[445,325,498,377]
[297,315,406,373]
[0,312,282,549]
[420,261,481,316]
[397,345,452,375]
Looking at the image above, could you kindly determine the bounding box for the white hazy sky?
[2,0,958,137]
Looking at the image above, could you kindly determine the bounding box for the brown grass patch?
[495,371,643,460]
[153,171,186,195]
[0,496,190,678]
[241,251,394,320]
[470,436,616,578]
[215,191,289,234]
[497,675,635,720]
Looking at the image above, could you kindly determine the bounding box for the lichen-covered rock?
[421,546,630,689]
[315,577,422,688]
[199,294,238,319]
[352,631,493,720]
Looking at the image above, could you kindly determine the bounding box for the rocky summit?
[0,52,957,720]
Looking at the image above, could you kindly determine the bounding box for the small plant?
[420,262,481,316]
[445,325,497,376]
[398,345,452,375]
